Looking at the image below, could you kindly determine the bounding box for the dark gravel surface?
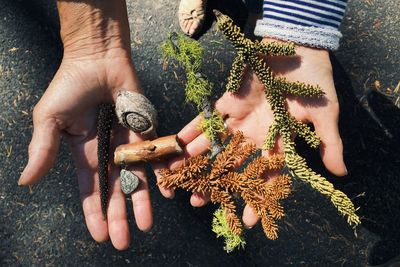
[0,0,398,266]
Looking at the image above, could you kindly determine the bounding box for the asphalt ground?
[0,0,399,266]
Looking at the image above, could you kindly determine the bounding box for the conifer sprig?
[161,32,224,155]
[214,10,360,226]
[158,131,292,250]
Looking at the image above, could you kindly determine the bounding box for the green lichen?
[161,32,203,72]
[212,207,246,253]
[161,33,213,111]
[199,111,225,141]
[185,72,213,109]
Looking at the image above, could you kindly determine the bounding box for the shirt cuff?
[254,0,348,51]
[254,19,342,50]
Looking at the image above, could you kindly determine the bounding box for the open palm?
[19,55,152,250]
[170,44,347,227]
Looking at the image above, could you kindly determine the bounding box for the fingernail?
[343,164,348,175]
[142,226,152,233]
[244,224,253,230]
[17,175,24,186]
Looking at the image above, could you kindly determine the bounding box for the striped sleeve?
[254,0,348,50]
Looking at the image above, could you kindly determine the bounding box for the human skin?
[18,0,346,246]
[17,0,176,250]
[168,38,347,228]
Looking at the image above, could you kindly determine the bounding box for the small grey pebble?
[120,169,140,195]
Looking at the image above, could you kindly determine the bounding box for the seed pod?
[115,90,158,135]
[97,103,113,219]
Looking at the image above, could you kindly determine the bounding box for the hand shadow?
[298,53,400,266]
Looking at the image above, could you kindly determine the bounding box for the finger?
[190,192,210,207]
[168,133,210,170]
[242,204,260,228]
[78,169,109,243]
[152,161,175,199]
[176,115,203,145]
[314,117,347,176]
[263,135,284,156]
[214,92,232,117]
[130,165,153,232]
[19,113,60,185]
[120,130,153,232]
[107,168,130,250]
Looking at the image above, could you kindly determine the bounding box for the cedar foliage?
[161,32,225,153]
[160,31,294,252]
[158,132,292,250]
[214,10,360,226]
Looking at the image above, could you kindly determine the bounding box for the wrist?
[57,0,131,59]
[262,37,329,57]
[261,37,332,77]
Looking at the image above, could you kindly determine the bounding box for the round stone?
[120,169,140,195]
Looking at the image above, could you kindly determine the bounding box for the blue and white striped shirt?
[254,0,348,50]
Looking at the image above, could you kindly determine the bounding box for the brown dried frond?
[263,197,285,219]
[215,172,245,192]
[210,150,237,179]
[262,174,292,200]
[159,129,290,244]
[158,173,186,189]
[242,155,285,180]
[211,134,256,180]
[261,216,278,240]
[241,189,266,217]
[243,187,284,222]
[226,210,243,236]
[158,155,208,188]
[232,142,257,162]
[265,154,286,170]
[211,190,236,211]
[179,155,209,176]
[225,131,245,153]
[180,174,211,193]
[242,156,269,180]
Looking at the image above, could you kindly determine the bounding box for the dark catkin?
[97,103,114,220]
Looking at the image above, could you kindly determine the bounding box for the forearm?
[57,0,131,59]
[255,0,348,50]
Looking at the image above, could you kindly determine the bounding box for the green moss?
[160,32,203,73]
[185,72,213,109]
[212,207,246,253]
[161,33,214,110]
[199,111,225,141]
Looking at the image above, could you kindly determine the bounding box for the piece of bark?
[114,135,184,165]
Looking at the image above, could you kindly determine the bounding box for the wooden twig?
[114,135,184,165]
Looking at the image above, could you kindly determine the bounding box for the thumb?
[18,110,60,186]
[314,117,347,177]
